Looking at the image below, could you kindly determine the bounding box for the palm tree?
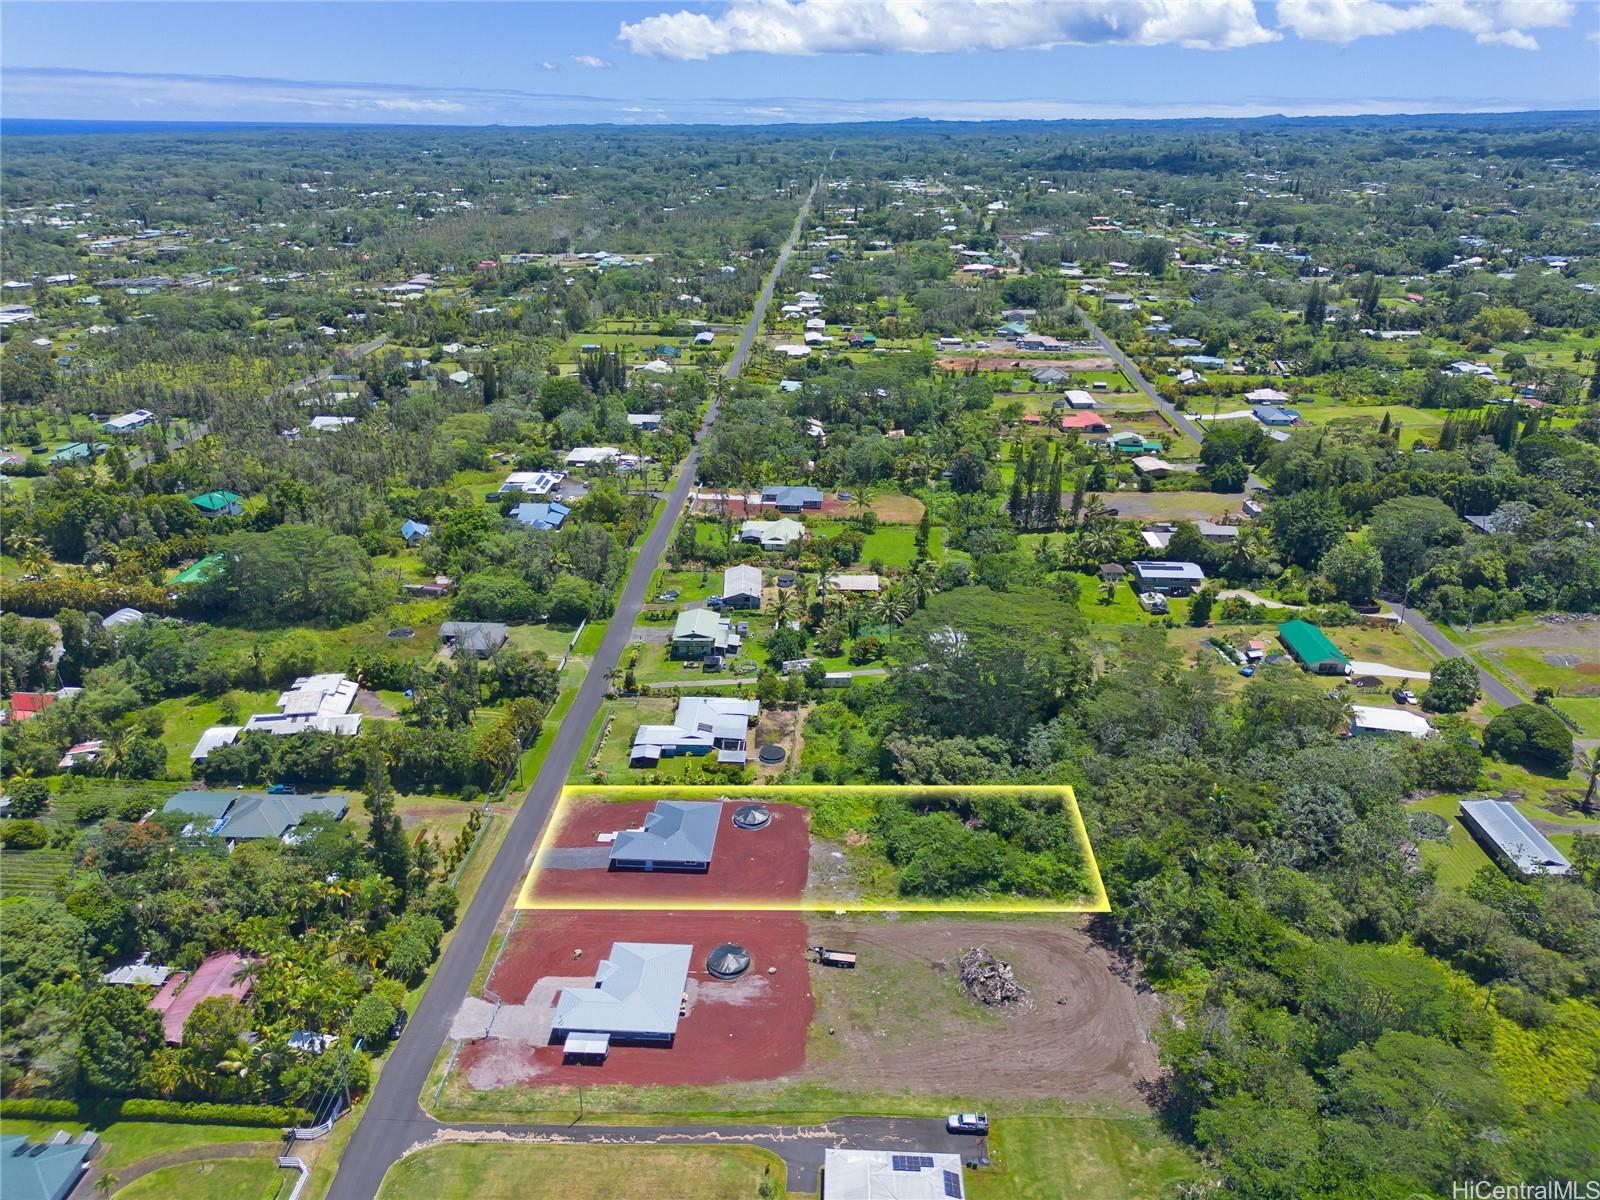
[904,560,936,610]
[15,535,50,581]
[94,1172,117,1197]
[1575,748,1599,815]
[770,589,798,626]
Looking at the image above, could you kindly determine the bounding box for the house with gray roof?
[722,564,763,610]
[551,941,693,1046]
[610,799,721,872]
[739,517,805,550]
[670,609,740,660]
[629,696,759,767]
[1460,799,1574,879]
[439,621,508,658]
[163,790,346,844]
[760,484,824,512]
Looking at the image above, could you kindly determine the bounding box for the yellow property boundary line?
[515,784,1109,913]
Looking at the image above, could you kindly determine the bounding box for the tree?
[1422,658,1480,714]
[7,778,50,818]
[1367,496,1462,590]
[349,992,399,1048]
[1264,490,1346,569]
[1483,704,1573,770]
[1318,538,1383,605]
[78,986,164,1095]
[362,749,412,905]
[1572,748,1600,815]
[1188,587,1214,626]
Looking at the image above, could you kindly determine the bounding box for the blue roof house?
[511,500,572,531]
[400,519,430,544]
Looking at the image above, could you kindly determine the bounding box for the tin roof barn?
[610,799,721,872]
[823,1149,965,1199]
[1460,798,1573,879]
[1350,705,1433,739]
[1277,620,1350,675]
[551,941,693,1045]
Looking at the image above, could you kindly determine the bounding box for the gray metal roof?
[1460,799,1573,877]
[610,800,721,867]
[823,1149,964,1200]
[552,942,692,1040]
[723,563,763,598]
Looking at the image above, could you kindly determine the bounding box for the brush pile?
[957,946,1029,1009]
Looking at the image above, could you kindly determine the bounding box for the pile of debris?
[957,946,1030,1010]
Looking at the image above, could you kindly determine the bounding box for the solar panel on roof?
[944,1168,964,1198]
[891,1154,935,1172]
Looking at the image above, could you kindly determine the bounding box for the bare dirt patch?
[838,494,926,524]
[1089,491,1252,523]
[803,917,1162,1106]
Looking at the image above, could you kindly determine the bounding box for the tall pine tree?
[364,746,413,908]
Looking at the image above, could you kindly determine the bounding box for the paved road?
[328,178,824,1200]
[1383,601,1520,708]
[1070,301,1205,443]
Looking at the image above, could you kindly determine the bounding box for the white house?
[103,409,156,433]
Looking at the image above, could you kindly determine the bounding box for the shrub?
[0,820,50,850]
[1484,704,1574,769]
[7,779,50,818]
[117,1098,312,1126]
[1423,657,1481,714]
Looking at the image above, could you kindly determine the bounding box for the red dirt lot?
[526,798,810,906]
[461,909,814,1088]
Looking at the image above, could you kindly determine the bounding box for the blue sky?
[2,1,1596,125]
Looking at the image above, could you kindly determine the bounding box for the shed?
[439,621,509,657]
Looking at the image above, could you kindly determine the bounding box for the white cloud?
[541,61,560,71]
[1276,0,1574,49]
[571,54,614,68]
[618,0,1278,59]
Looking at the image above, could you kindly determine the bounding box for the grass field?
[116,1157,284,1200]
[806,521,941,568]
[1297,402,1446,448]
[0,1117,274,1172]
[970,1115,1201,1199]
[1407,794,1496,890]
[378,1144,789,1200]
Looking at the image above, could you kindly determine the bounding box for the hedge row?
[0,1097,311,1127]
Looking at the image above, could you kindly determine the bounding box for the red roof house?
[1059,412,1111,432]
[148,951,254,1043]
[5,692,55,722]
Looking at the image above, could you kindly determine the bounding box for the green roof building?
[172,552,225,586]
[1277,620,1350,675]
[190,490,243,516]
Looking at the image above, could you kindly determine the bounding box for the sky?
[1,1,1597,126]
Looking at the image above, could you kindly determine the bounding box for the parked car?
[947,1113,989,1134]
[267,783,294,794]
[1393,688,1418,705]
[657,588,680,602]
[703,655,724,672]
[705,595,724,610]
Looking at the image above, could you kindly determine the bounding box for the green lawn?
[0,1117,273,1172]
[806,521,940,568]
[378,1144,788,1200]
[970,1115,1202,1200]
[116,1156,284,1200]
[1408,795,1495,890]
[1552,697,1600,739]
[150,689,280,777]
[1297,402,1445,449]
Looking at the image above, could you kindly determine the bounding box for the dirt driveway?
[803,917,1162,1106]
